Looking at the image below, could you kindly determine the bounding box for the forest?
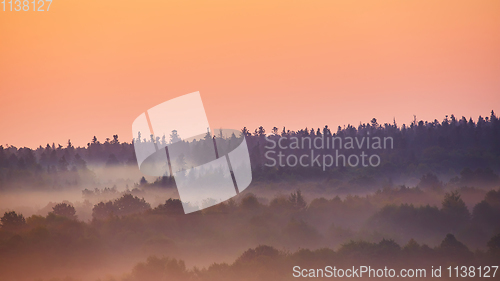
[1,111,499,190]
[0,111,499,280]
[1,189,500,280]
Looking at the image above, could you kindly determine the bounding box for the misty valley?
[1,113,500,281]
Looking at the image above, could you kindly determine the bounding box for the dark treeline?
[1,111,498,281]
[1,188,500,280]
[1,111,499,190]
[31,236,500,281]
[100,236,500,281]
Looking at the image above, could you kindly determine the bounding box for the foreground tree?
[441,191,470,231]
[289,190,307,210]
[51,203,77,219]
[0,211,26,231]
[487,233,500,257]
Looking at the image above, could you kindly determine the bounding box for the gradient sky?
[1,0,499,148]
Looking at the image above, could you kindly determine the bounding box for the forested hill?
[1,111,499,189]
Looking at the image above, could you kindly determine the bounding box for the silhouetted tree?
[441,191,470,231]
[289,190,307,210]
[487,233,500,256]
[0,211,26,231]
[51,203,77,219]
[113,194,151,216]
[151,199,184,215]
[438,234,473,261]
[92,201,117,220]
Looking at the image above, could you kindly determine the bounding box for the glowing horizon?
[1,0,499,148]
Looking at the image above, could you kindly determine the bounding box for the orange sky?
[1,0,499,148]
